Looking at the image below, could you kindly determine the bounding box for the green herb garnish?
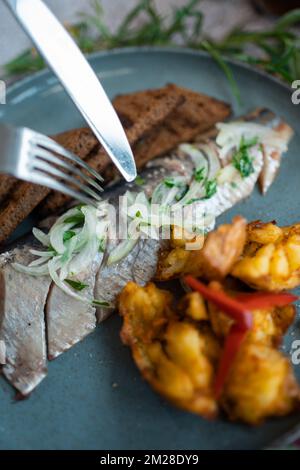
[63,230,76,242]
[135,210,142,218]
[164,177,177,188]
[204,179,217,199]
[135,175,145,186]
[232,136,258,178]
[194,167,205,182]
[64,212,85,225]
[186,198,201,205]
[65,279,89,291]
[164,177,185,189]
[99,238,106,253]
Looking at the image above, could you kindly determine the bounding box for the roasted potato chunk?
[118,280,299,425]
[178,292,208,321]
[222,342,300,424]
[171,225,205,250]
[119,281,173,345]
[118,282,219,419]
[232,221,300,290]
[156,216,247,281]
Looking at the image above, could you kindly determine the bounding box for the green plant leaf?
[65,279,89,291]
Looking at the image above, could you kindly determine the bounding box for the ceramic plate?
[0,47,300,450]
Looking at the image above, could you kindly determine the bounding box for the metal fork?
[0,124,103,207]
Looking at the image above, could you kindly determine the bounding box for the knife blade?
[5,0,137,182]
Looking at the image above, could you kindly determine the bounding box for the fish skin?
[95,241,142,323]
[0,247,51,395]
[259,120,294,194]
[46,254,102,359]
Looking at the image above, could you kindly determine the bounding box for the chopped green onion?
[164,177,177,188]
[134,175,145,186]
[204,179,217,199]
[65,279,89,291]
[98,238,106,253]
[232,135,258,178]
[63,230,76,242]
[194,167,205,182]
[64,212,85,225]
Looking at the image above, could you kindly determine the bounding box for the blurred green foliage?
[4,0,300,100]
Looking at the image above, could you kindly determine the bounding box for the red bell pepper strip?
[184,275,253,331]
[235,291,298,310]
[214,324,248,399]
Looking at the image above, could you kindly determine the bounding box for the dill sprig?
[3,0,300,102]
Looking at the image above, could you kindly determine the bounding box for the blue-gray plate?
[0,48,300,450]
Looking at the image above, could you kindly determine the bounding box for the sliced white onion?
[201,142,221,179]
[50,222,74,254]
[217,164,240,184]
[68,235,99,277]
[12,262,50,276]
[48,258,90,303]
[216,122,288,162]
[107,236,140,266]
[28,256,52,267]
[173,181,206,209]
[32,228,50,247]
[179,143,209,174]
[29,249,54,257]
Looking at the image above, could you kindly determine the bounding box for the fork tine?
[31,159,102,202]
[31,146,103,193]
[28,171,98,207]
[33,133,104,183]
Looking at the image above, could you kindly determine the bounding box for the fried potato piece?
[171,225,205,249]
[232,221,300,290]
[207,281,296,347]
[221,341,300,424]
[118,282,219,419]
[156,216,247,281]
[120,281,173,347]
[178,292,208,321]
[118,281,299,425]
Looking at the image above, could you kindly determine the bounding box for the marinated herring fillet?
[0,247,51,395]
[46,254,102,359]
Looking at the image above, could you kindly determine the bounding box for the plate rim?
[5,46,292,98]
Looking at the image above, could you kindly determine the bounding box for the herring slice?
[46,254,102,359]
[0,247,51,395]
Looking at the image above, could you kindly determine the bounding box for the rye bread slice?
[0,175,19,205]
[38,89,184,216]
[113,84,231,165]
